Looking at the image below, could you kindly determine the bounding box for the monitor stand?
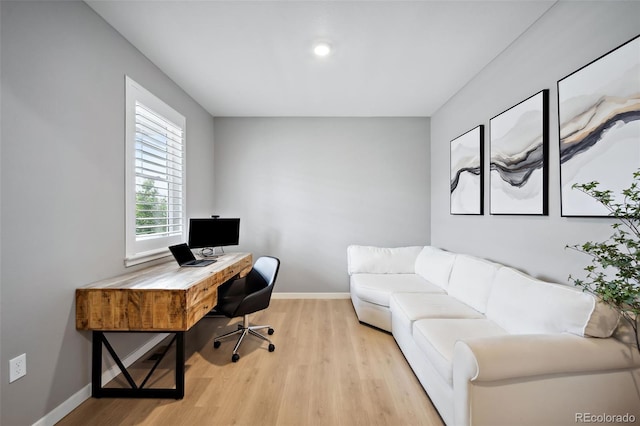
[199,247,225,258]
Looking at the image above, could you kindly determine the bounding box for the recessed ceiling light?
[313,42,332,57]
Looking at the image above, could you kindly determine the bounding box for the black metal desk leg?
[92,331,102,398]
[91,330,186,399]
[175,332,185,399]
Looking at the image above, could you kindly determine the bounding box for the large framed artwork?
[450,125,484,215]
[490,90,549,215]
[558,35,640,217]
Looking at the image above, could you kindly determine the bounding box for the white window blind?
[125,77,186,266]
[134,102,184,239]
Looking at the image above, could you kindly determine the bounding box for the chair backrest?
[230,256,280,317]
[252,256,280,289]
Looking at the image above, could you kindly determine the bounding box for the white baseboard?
[33,384,91,426]
[271,292,350,299]
[34,333,169,426]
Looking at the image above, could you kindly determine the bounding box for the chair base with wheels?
[213,314,275,362]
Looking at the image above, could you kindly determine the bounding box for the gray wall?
[430,1,640,284]
[0,2,215,424]
[213,117,430,293]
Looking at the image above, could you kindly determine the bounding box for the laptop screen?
[169,243,196,265]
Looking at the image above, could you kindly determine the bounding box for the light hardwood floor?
[58,299,444,426]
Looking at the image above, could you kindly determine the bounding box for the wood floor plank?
[58,299,444,426]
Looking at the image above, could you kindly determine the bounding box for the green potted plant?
[567,170,640,353]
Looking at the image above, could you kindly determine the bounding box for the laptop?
[169,243,216,267]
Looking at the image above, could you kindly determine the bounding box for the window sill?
[125,248,172,267]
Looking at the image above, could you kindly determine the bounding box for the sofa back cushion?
[347,245,423,275]
[414,246,456,290]
[486,267,620,337]
[447,254,501,313]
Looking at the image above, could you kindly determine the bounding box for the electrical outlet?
[9,353,26,383]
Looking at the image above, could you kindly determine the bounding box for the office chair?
[212,256,280,362]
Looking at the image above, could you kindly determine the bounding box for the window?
[125,76,186,266]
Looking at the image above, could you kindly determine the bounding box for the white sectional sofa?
[348,245,640,426]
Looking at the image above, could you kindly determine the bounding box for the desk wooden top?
[76,252,252,331]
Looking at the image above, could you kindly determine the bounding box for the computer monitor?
[188,218,240,249]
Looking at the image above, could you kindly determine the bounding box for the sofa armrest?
[453,333,640,425]
[347,245,423,275]
[452,334,640,426]
[454,333,640,383]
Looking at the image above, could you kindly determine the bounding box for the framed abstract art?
[490,90,549,215]
[558,35,640,217]
[450,125,484,215]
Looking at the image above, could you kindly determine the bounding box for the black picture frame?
[489,89,549,215]
[558,34,640,217]
[450,125,484,215]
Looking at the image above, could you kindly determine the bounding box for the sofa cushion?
[391,293,485,333]
[412,318,508,385]
[350,274,445,307]
[447,254,501,313]
[347,245,423,275]
[414,246,457,290]
[486,267,620,337]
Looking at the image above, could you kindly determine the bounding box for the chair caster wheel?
[268,344,275,352]
[213,341,221,349]
[268,328,275,335]
[232,353,240,362]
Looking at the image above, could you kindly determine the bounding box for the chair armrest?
[454,333,640,384]
[217,277,246,302]
[233,284,273,317]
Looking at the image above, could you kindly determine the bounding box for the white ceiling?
[86,0,557,117]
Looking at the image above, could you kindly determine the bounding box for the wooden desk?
[76,252,252,399]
